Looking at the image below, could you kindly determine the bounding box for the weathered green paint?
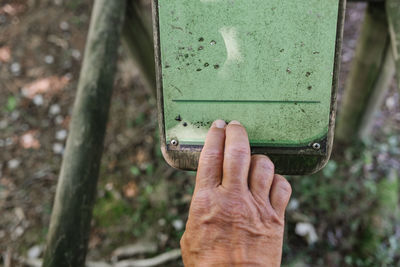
[158,0,340,147]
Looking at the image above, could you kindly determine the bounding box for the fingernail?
[229,120,241,125]
[212,119,226,129]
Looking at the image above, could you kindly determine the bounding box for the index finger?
[222,121,251,190]
[196,120,226,189]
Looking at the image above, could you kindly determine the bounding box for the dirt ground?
[0,1,399,266]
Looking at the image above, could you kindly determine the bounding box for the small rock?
[386,96,397,111]
[105,182,114,191]
[287,198,299,211]
[59,21,69,31]
[158,218,166,226]
[55,115,64,124]
[27,245,43,259]
[14,226,24,237]
[53,143,64,154]
[44,55,55,64]
[55,129,68,140]
[172,219,184,231]
[71,49,81,60]
[10,62,21,75]
[11,110,20,120]
[33,95,44,106]
[8,159,21,169]
[5,137,14,146]
[0,119,7,129]
[295,222,318,245]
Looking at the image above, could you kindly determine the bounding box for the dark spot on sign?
[184,54,189,58]
[186,63,190,66]
[294,102,298,105]
[165,65,170,68]
[171,25,184,31]
[183,122,188,127]
[306,72,311,77]
[286,68,291,74]
[191,54,195,57]
[199,37,204,42]
[313,51,320,54]
[198,46,204,51]
[308,86,313,90]
[204,63,209,67]
[179,47,185,50]
[196,68,202,71]
[280,49,285,53]
[301,108,306,113]
[271,138,275,141]
[189,32,193,35]
[210,40,216,45]
[214,64,220,69]
[175,115,182,121]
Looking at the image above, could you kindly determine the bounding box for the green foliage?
[286,139,400,266]
[93,191,133,227]
[5,95,17,112]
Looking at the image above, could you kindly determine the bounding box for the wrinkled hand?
[181,120,292,267]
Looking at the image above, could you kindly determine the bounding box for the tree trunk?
[335,3,391,144]
[42,1,126,266]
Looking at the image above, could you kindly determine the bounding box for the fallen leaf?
[123,181,138,198]
[0,3,25,16]
[0,46,11,63]
[21,76,70,99]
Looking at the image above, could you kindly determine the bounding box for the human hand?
[180,120,292,267]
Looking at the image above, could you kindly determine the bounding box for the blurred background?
[0,0,399,266]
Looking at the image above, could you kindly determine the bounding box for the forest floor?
[0,1,399,266]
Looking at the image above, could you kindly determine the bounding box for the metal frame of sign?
[152,0,346,175]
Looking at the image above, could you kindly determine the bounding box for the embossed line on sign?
[172,100,321,104]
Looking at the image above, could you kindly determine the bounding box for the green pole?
[42,1,126,266]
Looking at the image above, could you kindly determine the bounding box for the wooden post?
[386,0,400,93]
[42,1,126,266]
[335,3,392,144]
[359,45,396,139]
[122,0,156,95]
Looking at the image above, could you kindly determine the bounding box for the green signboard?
[152,0,345,174]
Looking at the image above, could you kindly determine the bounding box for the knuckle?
[276,176,292,195]
[226,145,250,159]
[269,212,285,226]
[201,148,223,162]
[253,155,275,173]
